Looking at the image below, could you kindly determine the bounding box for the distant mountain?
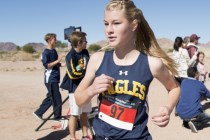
[157,38,173,50]
[0,38,209,52]
[95,40,109,47]
[200,41,210,47]
[0,42,45,52]
[0,42,17,51]
[94,38,174,50]
[95,38,209,51]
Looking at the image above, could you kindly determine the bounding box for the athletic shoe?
[81,135,92,140]
[53,117,62,122]
[182,121,190,129]
[174,112,178,117]
[61,119,69,130]
[188,121,198,133]
[33,112,42,121]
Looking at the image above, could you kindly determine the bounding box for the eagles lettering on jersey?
[94,51,153,139]
[103,79,146,100]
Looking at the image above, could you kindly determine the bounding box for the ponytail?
[135,12,178,75]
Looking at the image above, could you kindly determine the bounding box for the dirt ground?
[0,48,210,140]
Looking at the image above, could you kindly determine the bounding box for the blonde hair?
[44,33,56,43]
[106,0,178,75]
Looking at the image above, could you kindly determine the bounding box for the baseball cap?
[190,34,200,41]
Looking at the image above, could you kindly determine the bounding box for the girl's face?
[198,54,204,62]
[104,10,136,48]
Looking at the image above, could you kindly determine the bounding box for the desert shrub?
[0,51,7,55]
[0,51,16,60]
[16,46,21,51]
[22,45,36,53]
[88,44,101,53]
[0,51,6,59]
[15,51,35,61]
[99,46,114,52]
[0,51,34,61]
[56,40,68,49]
[32,52,41,59]
[167,48,173,53]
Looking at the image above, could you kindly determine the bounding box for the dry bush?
[0,51,35,61]
[13,51,35,61]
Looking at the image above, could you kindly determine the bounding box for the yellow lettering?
[115,80,124,93]
[107,84,115,95]
[139,85,145,100]
[106,79,146,100]
[132,81,140,97]
[123,80,129,93]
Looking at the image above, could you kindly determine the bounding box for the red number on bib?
[110,105,125,119]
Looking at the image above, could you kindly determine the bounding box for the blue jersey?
[41,48,61,83]
[65,48,89,92]
[93,50,153,140]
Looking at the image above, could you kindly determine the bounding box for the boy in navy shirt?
[177,67,210,133]
[34,33,65,120]
[61,31,91,140]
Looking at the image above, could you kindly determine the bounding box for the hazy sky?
[1,0,210,46]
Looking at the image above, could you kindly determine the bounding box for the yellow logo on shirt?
[104,80,146,100]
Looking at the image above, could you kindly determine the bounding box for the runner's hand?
[151,106,170,127]
[90,74,114,95]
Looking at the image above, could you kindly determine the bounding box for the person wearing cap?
[187,34,200,58]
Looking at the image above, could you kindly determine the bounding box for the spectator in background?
[62,31,92,140]
[176,67,210,133]
[172,36,190,78]
[187,34,200,58]
[182,36,190,49]
[34,33,65,121]
[193,52,207,83]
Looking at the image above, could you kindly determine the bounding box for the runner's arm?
[74,52,114,106]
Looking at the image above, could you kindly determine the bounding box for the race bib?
[99,97,137,130]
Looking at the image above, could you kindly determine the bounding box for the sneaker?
[53,117,62,122]
[61,119,68,130]
[81,135,92,140]
[33,112,42,121]
[188,121,198,133]
[52,119,61,122]
[182,121,190,129]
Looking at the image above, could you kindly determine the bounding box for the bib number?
[110,105,124,119]
[99,98,137,130]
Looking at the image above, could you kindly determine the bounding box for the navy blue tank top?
[93,50,153,140]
